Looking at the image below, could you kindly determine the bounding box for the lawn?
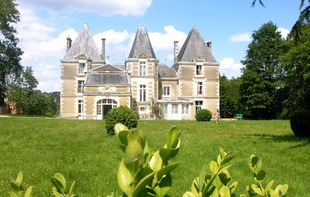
[0,117,309,196]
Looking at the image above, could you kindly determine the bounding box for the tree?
[280,23,310,114]
[0,0,23,106]
[239,22,286,119]
[220,75,241,118]
[252,0,310,41]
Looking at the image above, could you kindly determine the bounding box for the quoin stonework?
[60,24,220,120]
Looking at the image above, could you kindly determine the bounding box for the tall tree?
[0,0,23,106]
[239,22,286,119]
[280,23,310,113]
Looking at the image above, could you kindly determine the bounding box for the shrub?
[195,109,212,121]
[290,109,310,138]
[104,105,138,135]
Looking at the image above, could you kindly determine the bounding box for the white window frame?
[77,80,84,93]
[163,86,171,97]
[78,99,84,116]
[172,104,178,114]
[195,100,203,112]
[140,61,146,76]
[196,65,202,75]
[139,84,146,102]
[79,63,86,74]
[197,81,203,95]
[182,104,189,114]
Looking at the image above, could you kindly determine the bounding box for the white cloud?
[277,27,290,38]
[230,32,251,43]
[220,57,244,78]
[18,0,152,16]
[149,26,187,51]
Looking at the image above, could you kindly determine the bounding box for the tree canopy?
[0,0,23,106]
[239,22,286,119]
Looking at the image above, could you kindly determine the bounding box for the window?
[140,61,146,76]
[196,65,202,75]
[197,81,203,95]
[172,104,178,114]
[163,86,170,97]
[77,80,84,93]
[139,85,146,102]
[78,100,84,116]
[79,63,86,74]
[182,104,189,114]
[195,101,203,112]
[96,99,117,115]
[160,104,167,115]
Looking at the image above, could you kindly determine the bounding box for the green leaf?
[219,186,231,197]
[149,151,163,172]
[117,160,133,196]
[132,171,155,197]
[15,171,23,187]
[210,161,219,174]
[182,191,199,197]
[51,173,66,192]
[221,155,235,166]
[114,123,129,146]
[24,186,33,197]
[198,171,205,191]
[165,126,181,149]
[156,162,180,180]
[255,170,265,182]
[249,155,262,173]
[52,187,64,197]
[159,148,179,164]
[251,184,264,196]
[274,184,289,196]
[154,173,172,197]
[68,181,76,196]
[265,180,275,192]
[8,192,19,197]
[229,181,238,193]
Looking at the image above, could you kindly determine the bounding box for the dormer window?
[196,65,202,75]
[79,63,86,74]
[140,61,146,76]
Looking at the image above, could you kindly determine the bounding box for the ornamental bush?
[290,109,310,138]
[195,109,212,121]
[104,105,138,135]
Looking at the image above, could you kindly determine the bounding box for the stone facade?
[60,24,220,120]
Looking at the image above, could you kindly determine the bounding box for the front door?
[102,105,112,119]
[96,99,117,120]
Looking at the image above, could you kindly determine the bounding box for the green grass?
[0,118,309,196]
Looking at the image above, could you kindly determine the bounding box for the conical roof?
[63,24,101,61]
[178,27,216,62]
[128,26,156,59]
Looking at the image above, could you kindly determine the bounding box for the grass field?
[0,117,309,196]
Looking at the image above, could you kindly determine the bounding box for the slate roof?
[128,26,156,59]
[158,64,177,78]
[63,24,101,61]
[84,64,129,86]
[178,27,217,63]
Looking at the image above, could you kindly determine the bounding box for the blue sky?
[17,0,301,92]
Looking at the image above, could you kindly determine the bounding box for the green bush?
[104,105,138,135]
[195,109,212,121]
[290,109,310,138]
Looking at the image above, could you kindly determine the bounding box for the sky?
[16,0,301,92]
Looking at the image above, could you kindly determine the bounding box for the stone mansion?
[60,24,220,120]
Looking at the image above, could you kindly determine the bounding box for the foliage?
[51,173,77,197]
[290,109,310,138]
[105,105,138,135]
[0,0,23,106]
[220,76,241,118]
[195,109,212,121]
[9,171,33,197]
[183,148,237,197]
[114,123,181,197]
[280,23,310,112]
[239,22,286,119]
[242,155,288,197]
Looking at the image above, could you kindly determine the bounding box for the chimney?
[102,38,106,63]
[207,41,212,50]
[66,36,72,53]
[174,41,179,64]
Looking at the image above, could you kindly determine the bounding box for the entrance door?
[96,99,117,120]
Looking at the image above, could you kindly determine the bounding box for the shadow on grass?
[244,133,310,148]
